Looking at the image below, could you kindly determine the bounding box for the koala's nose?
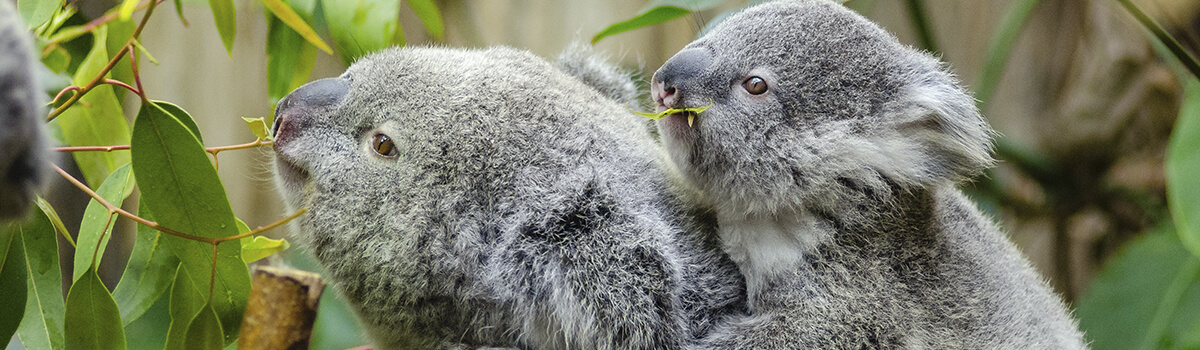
[652,48,712,109]
[271,78,350,142]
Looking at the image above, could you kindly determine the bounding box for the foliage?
[1,0,441,348]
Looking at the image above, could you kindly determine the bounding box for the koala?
[0,0,49,221]
[271,46,746,349]
[648,1,1087,348]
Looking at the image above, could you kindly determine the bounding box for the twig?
[104,78,140,95]
[46,0,161,121]
[50,163,304,244]
[55,140,273,153]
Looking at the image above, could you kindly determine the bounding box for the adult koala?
[649,0,1087,348]
[271,46,746,349]
[0,1,49,221]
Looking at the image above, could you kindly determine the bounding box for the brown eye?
[743,76,768,95]
[372,133,398,158]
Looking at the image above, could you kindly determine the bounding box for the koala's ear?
[873,67,996,188]
[553,42,642,107]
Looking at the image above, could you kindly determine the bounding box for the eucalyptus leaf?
[0,223,29,345]
[149,101,203,143]
[17,0,59,29]
[240,236,289,263]
[16,204,65,350]
[113,202,182,325]
[321,0,401,64]
[56,27,132,188]
[259,0,332,53]
[65,266,127,350]
[165,267,205,350]
[265,0,319,108]
[184,304,223,350]
[131,101,250,345]
[208,0,236,55]
[1076,226,1200,350]
[591,0,723,44]
[1168,80,1200,258]
[405,0,443,38]
[72,164,134,283]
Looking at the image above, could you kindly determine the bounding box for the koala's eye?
[371,133,398,158]
[742,76,768,95]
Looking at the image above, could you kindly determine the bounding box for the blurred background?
[27,0,1200,348]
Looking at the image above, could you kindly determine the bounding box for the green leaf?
[591,0,722,44]
[123,291,170,350]
[259,0,332,53]
[241,117,272,141]
[73,164,134,283]
[184,304,223,350]
[265,0,319,107]
[17,0,60,29]
[131,101,250,345]
[1170,80,1200,258]
[172,0,187,24]
[152,101,203,143]
[0,222,29,345]
[405,0,443,38]
[113,202,182,325]
[105,17,136,99]
[55,27,132,188]
[321,0,401,64]
[1076,226,1200,350]
[240,236,289,264]
[65,266,127,350]
[35,196,75,248]
[165,267,204,350]
[208,0,236,55]
[117,0,139,20]
[16,204,66,350]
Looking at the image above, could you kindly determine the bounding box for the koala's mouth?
[274,155,310,189]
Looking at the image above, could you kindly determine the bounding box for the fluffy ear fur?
[553,42,642,108]
[861,57,996,189]
[0,1,49,220]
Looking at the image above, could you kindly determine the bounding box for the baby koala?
[650,0,1087,348]
[271,46,745,349]
[0,1,49,221]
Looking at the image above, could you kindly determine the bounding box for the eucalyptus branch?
[104,78,141,95]
[45,0,161,121]
[52,164,207,242]
[55,139,274,153]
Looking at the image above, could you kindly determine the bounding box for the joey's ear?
[884,71,996,187]
[554,42,642,108]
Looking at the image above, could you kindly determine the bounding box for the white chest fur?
[716,209,832,308]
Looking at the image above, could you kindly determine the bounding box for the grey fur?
[0,1,49,221]
[271,46,745,349]
[649,0,1087,348]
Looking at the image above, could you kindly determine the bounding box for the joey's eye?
[742,76,768,95]
[371,133,398,158]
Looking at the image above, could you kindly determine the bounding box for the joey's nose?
[271,78,350,142]
[652,48,712,109]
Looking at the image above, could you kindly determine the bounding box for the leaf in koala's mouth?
[628,100,713,125]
